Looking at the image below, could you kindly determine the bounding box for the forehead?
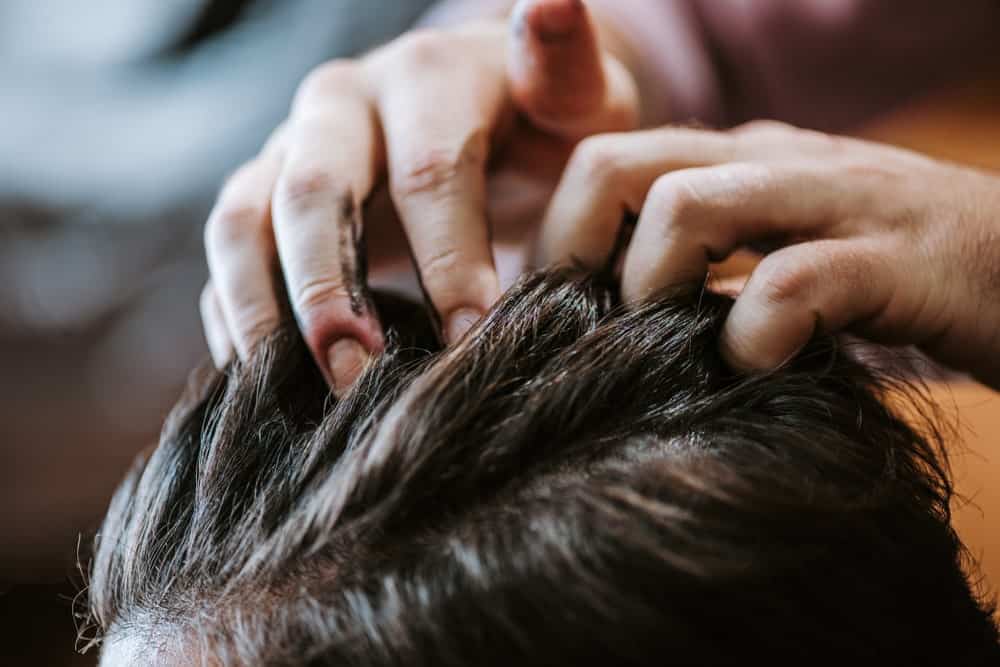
[102,632,207,667]
[101,634,146,666]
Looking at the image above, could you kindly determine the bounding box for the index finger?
[369,31,507,342]
[622,162,862,301]
[272,63,385,393]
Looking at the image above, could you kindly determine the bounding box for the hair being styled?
[84,268,999,666]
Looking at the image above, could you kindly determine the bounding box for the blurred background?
[0,1,438,664]
[0,1,998,665]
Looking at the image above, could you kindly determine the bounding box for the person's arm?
[426,0,1000,130]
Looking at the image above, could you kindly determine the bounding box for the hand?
[539,121,1000,388]
[201,0,638,393]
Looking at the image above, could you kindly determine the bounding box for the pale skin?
[541,122,1000,389]
[202,0,1000,393]
[201,0,639,393]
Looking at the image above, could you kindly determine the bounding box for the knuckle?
[713,162,779,203]
[656,162,777,218]
[793,127,850,154]
[219,161,258,198]
[418,245,465,289]
[294,59,358,106]
[205,201,269,250]
[276,165,350,217]
[293,277,350,326]
[840,161,905,192]
[419,248,494,307]
[734,120,849,155]
[646,173,705,229]
[392,152,458,199]
[390,129,488,199]
[234,309,281,345]
[732,119,795,138]
[816,131,851,152]
[205,161,272,249]
[755,260,815,307]
[569,134,629,183]
[391,29,453,67]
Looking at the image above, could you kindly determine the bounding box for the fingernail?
[327,338,370,395]
[529,0,583,40]
[445,308,483,344]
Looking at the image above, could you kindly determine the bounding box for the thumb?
[507,0,638,138]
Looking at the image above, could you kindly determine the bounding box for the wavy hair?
[84,269,999,665]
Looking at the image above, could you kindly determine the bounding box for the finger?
[204,151,284,360]
[508,0,638,137]
[373,36,505,343]
[273,62,385,394]
[540,126,818,269]
[721,240,894,371]
[622,162,862,301]
[540,129,723,268]
[199,282,234,368]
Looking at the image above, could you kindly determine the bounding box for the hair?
[83,268,999,666]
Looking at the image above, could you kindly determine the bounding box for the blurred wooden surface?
[936,385,1000,603]
[858,78,1000,171]
[856,78,1000,599]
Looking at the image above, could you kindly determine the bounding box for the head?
[84,268,999,666]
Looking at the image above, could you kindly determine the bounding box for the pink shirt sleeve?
[423,0,1000,131]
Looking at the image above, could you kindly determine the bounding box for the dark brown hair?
[84,268,999,665]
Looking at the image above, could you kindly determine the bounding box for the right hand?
[201,0,639,393]
[538,121,1000,389]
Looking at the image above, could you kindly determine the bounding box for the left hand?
[537,121,1000,388]
[199,0,639,394]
